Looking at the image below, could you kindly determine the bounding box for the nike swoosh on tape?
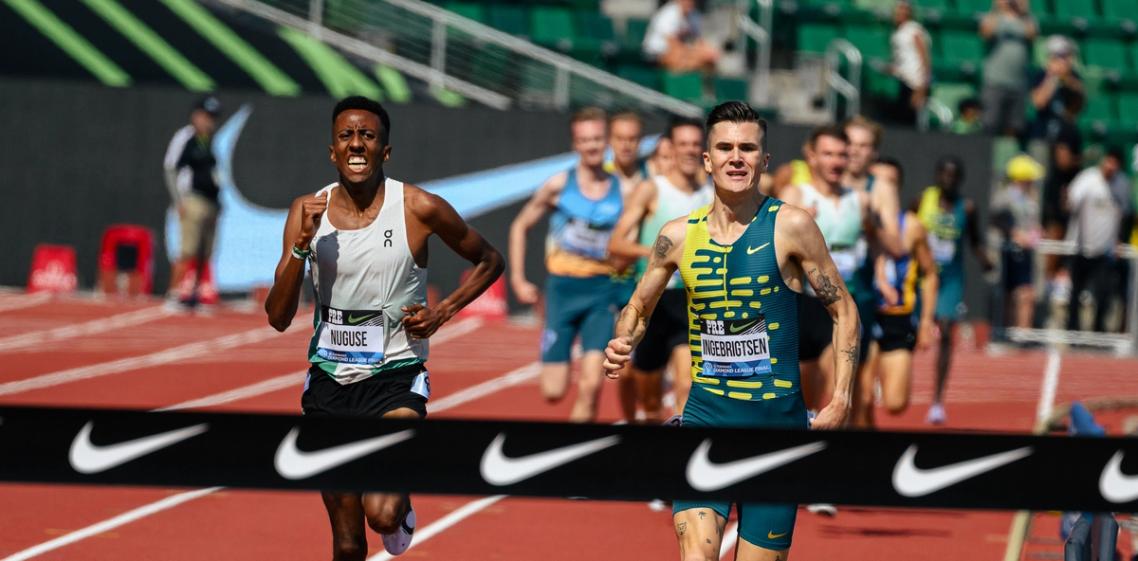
[892,444,1032,497]
[1100,451,1138,503]
[747,242,770,255]
[481,433,620,486]
[275,428,415,480]
[686,439,827,492]
[69,421,209,474]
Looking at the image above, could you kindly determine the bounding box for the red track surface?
[1,293,1135,560]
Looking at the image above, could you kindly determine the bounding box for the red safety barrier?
[27,244,78,294]
[97,224,154,296]
[457,270,507,320]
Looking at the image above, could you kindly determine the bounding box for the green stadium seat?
[714,77,750,103]
[844,24,891,61]
[622,18,648,51]
[1030,0,1052,16]
[488,4,530,37]
[617,64,661,90]
[1082,38,1129,74]
[864,66,900,99]
[797,22,839,56]
[530,6,575,51]
[663,71,705,103]
[445,2,486,23]
[938,31,984,65]
[1078,94,1117,133]
[1102,0,1138,21]
[1053,0,1099,21]
[575,12,617,59]
[953,0,991,16]
[1118,93,1138,127]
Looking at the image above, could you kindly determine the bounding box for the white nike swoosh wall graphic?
[892,445,1033,497]
[686,439,828,492]
[480,433,620,486]
[69,421,210,474]
[274,427,415,480]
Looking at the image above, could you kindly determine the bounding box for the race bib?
[882,257,898,286]
[830,239,867,281]
[316,306,385,365]
[558,218,612,260]
[929,233,956,264]
[699,317,772,378]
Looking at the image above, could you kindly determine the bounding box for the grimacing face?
[329,109,389,185]
[806,135,849,187]
[572,118,607,168]
[703,121,767,194]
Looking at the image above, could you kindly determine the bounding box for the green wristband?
[291,245,312,260]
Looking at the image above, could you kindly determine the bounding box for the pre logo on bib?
[700,317,772,377]
[316,306,385,365]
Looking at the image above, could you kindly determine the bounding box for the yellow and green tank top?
[680,197,800,402]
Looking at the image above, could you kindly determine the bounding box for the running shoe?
[926,403,946,425]
[381,507,415,555]
[663,414,683,427]
[806,503,838,516]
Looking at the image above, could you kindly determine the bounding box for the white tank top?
[306,179,428,384]
[796,182,866,281]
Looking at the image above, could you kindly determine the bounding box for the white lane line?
[427,361,540,413]
[719,521,739,560]
[1035,347,1062,425]
[0,317,504,560]
[0,327,282,397]
[0,306,173,353]
[0,487,223,561]
[0,293,52,313]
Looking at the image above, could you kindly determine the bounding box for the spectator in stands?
[980,0,1037,137]
[991,155,1045,330]
[1029,36,1084,143]
[163,95,222,307]
[1065,148,1132,333]
[642,0,720,72]
[888,0,931,126]
[952,97,984,135]
[1038,90,1083,310]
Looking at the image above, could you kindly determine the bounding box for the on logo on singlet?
[316,306,385,365]
[700,317,772,377]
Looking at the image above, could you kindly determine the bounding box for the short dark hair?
[807,124,849,149]
[1104,146,1126,163]
[666,115,704,141]
[936,155,964,173]
[704,101,767,150]
[958,97,982,113]
[332,96,391,144]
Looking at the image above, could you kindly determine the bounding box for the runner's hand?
[602,336,633,379]
[512,278,540,305]
[812,397,850,430]
[297,191,328,247]
[401,304,444,339]
[916,318,934,350]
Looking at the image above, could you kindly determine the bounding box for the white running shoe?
[647,499,668,512]
[806,503,838,516]
[663,414,683,427]
[381,507,415,556]
[926,403,946,426]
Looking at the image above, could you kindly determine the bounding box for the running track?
[1,293,1136,560]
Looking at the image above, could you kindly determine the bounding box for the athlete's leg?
[540,363,572,403]
[669,344,692,415]
[571,351,606,422]
[850,341,880,429]
[321,492,368,561]
[634,368,664,423]
[878,350,913,415]
[618,365,641,422]
[933,319,954,406]
[674,507,728,561]
[363,407,420,534]
[735,538,791,561]
[540,275,581,404]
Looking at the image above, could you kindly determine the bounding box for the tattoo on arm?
[676,521,687,537]
[840,344,859,369]
[810,268,843,306]
[652,234,674,263]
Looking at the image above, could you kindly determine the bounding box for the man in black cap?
[163,95,222,306]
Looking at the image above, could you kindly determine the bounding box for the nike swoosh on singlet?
[891,445,1033,497]
[728,320,759,334]
[480,433,620,486]
[275,428,415,480]
[347,312,379,325]
[767,531,788,540]
[746,242,770,255]
[686,440,827,492]
[69,422,209,474]
[1100,451,1138,503]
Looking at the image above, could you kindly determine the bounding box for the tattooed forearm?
[840,344,859,369]
[652,234,674,262]
[810,268,843,306]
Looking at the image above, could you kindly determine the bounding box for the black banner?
[0,405,1128,511]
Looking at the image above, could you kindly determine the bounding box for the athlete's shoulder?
[403,183,457,224]
[541,170,571,193]
[773,200,815,233]
[658,215,689,245]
